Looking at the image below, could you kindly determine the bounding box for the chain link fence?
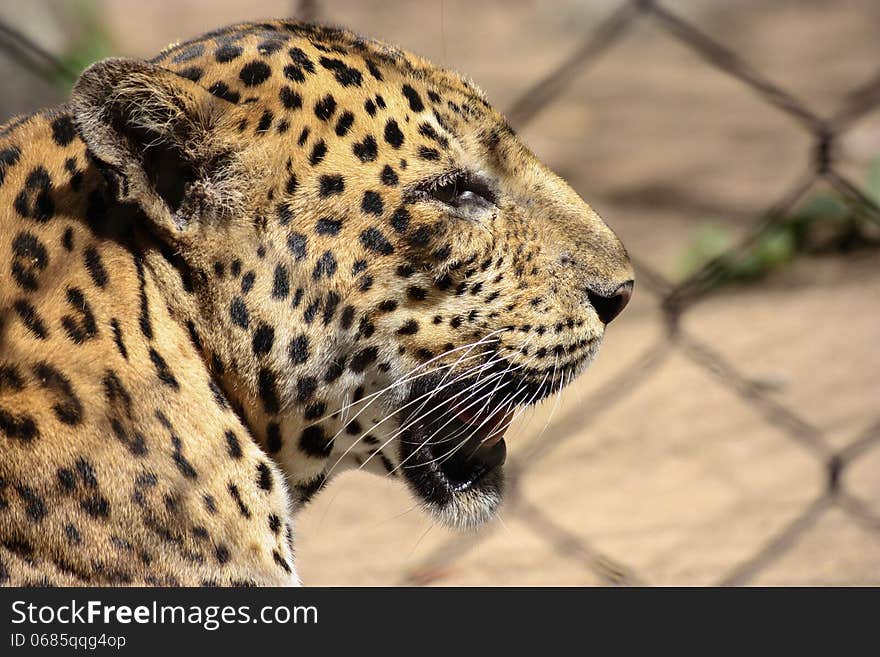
[2,0,877,585]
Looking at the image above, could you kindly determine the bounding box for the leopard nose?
[587,280,633,325]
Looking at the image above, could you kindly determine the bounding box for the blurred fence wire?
[0,0,877,586]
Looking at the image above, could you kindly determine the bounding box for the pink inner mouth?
[453,407,514,447]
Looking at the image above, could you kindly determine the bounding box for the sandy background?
[2,0,878,585]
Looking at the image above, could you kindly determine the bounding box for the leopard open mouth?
[396,366,554,528]
[391,335,605,527]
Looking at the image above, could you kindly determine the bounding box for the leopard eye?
[431,177,461,204]
[421,171,497,213]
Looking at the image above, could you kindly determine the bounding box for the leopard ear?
[71,57,239,237]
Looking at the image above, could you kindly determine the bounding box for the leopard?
[0,19,633,586]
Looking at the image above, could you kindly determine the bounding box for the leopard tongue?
[454,407,514,447]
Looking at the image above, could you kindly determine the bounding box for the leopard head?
[70,22,633,529]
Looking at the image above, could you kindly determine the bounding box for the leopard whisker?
[323,353,513,480]
[302,330,506,429]
[352,359,523,476]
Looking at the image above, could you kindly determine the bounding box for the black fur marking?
[208,81,240,104]
[296,476,325,505]
[209,380,228,409]
[319,174,344,197]
[324,361,344,383]
[288,47,315,74]
[287,232,308,260]
[316,217,342,235]
[258,367,281,414]
[353,135,378,162]
[103,370,131,413]
[51,114,77,147]
[319,57,363,87]
[322,291,340,325]
[309,140,328,165]
[289,334,310,364]
[134,255,153,339]
[241,271,256,294]
[215,545,230,564]
[365,59,384,80]
[409,225,433,247]
[258,37,286,55]
[272,264,290,299]
[148,349,179,390]
[225,430,243,459]
[110,418,147,456]
[256,462,273,492]
[0,408,38,442]
[418,146,441,161]
[390,207,411,233]
[361,190,384,215]
[167,423,198,479]
[277,202,294,225]
[61,226,74,251]
[299,425,332,458]
[384,119,404,148]
[303,299,320,324]
[273,550,292,573]
[215,43,243,62]
[402,84,425,112]
[13,299,48,339]
[84,246,108,288]
[349,346,379,372]
[0,146,21,187]
[340,305,355,330]
[397,319,420,335]
[228,483,251,518]
[17,485,47,522]
[304,401,326,420]
[33,362,82,425]
[110,318,128,359]
[359,228,394,255]
[230,297,250,329]
[81,495,110,519]
[312,251,337,280]
[178,66,203,82]
[14,167,54,223]
[186,320,203,351]
[252,323,275,356]
[283,64,305,83]
[256,110,273,133]
[314,94,337,121]
[280,86,303,110]
[335,111,355,136]
[296,376,318,402]
[238,60,272,87]
[266,422,282,453]
[11,231,48,291]
[61,287,98,344]
[0,366,24,392]
[381,165,399,186]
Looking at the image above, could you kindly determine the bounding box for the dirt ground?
[3,0,878,585]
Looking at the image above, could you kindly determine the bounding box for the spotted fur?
[0,20,632,586]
